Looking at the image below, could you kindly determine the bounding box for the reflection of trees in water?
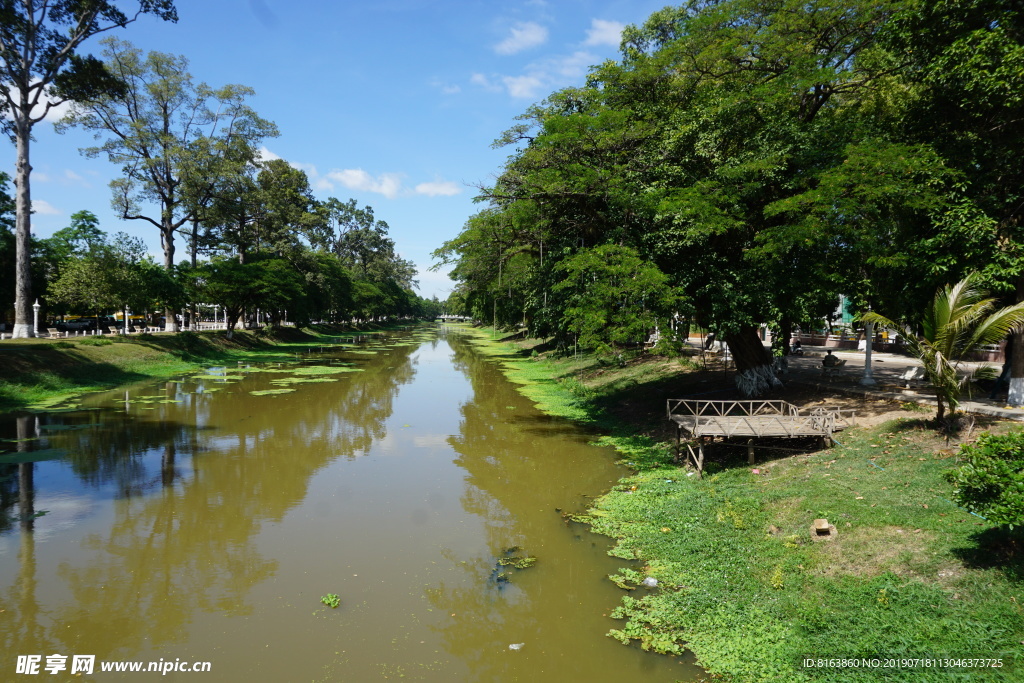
[0,417,42,534]
[421,338,550,680]
[447,336,598,530]
[424,543,534,683]
[423,334,633,681]
[0,331,428,660]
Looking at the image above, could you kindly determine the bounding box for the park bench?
[900,366,927,388]
[821,357,847,380]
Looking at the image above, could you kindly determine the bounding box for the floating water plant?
[320,593,341,608]
[291,366,360,375]
[497,555,537,569]
[249,388,296,396]
[489,547,537,587]
[269,377,338,386]
[0,449,67,464]
[238,367,293,374]
[38,423,101,432]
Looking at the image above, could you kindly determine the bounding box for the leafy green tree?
[253,160,322,257]
[0,172,18,325]
[881,0,1024,404]
[195,257,303,336]
[864,274,1024,422]
[289,250,352,324]
[0,0,177,338]
[327,197,415,288]
[552,244,676,357]
[45,210,105,260]
[48,232,154,325]
[438,0,939,395]
[59,37,278,331]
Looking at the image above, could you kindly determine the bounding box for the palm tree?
[863,273,1024,422]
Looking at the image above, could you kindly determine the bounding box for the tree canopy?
[435,0,1024,397]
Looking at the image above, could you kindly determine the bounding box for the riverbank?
[459,326,1024,682]
[0,324,401,414]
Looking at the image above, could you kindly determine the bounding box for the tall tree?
[882,0,1024,404]
[59,36,277,330]
[0,0,177,337]
[48,231,153,323]
[45,209,104,259]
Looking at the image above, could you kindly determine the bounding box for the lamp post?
[31,299,40,337]
[861,320,877,386]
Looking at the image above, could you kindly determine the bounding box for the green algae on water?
[291,366,362,376]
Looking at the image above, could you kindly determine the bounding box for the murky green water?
[0,327,698,681]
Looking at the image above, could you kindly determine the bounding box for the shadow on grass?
[951,527,1024,583]
[689,435,830,476]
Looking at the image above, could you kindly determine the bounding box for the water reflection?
[0,328,698,681]
[0,336,423,668]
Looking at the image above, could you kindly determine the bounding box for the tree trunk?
[189,219,198,331]
[724,324,782,397]
[12,120,34,338]
[161,441,176,488]
[1009,277,1024,407]
[161,221,180,333]
[225,309,240,339]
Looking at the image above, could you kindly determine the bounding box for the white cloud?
[502,74,545,99]
[414,180,462,197]
[290,161,319,176]
[477,51,598,99]
[3,82,71,123]
[494,21,548,55]
[256,146,282,162]
[34,172,50,182]
[470,72,502,93]
[583,19,625,47]
[430,79,461,95]
[550,50,597,78]
[326,169,403,199]
[64,169,83,182]
[32,199,60,215]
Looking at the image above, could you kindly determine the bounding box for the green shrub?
[946,429,1024,529]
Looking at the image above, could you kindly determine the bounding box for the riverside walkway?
[768,345,1024,422]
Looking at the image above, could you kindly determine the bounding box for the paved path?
[781,345,1024,422]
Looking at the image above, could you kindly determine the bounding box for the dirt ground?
[587,355,1009,448]
[779,384,912,428]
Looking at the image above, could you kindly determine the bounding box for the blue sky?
[10,0,668,299]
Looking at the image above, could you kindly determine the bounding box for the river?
[0,326,698,681]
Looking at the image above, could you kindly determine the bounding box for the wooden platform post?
[747,438,755,465]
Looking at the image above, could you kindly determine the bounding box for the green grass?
[459,326,1024,682]
[0,322,416,413]
[586,421,1024,681]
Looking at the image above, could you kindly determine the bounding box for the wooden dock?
[667,400,853,476]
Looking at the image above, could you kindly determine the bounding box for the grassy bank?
[458,326,1024,682]
[0,324,395,414]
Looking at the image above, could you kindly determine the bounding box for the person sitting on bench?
[822,350,841,368]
